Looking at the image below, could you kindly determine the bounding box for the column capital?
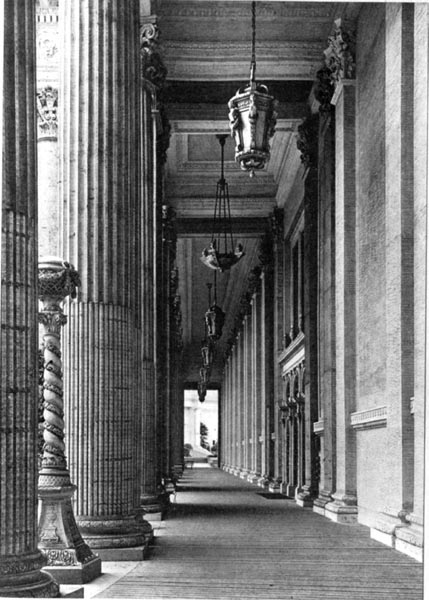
[37,86,58,139]
[38,256,80,310]
[140,17,167,89]
[314,66,335,112]
[296,113,319,171]
[323,18,356,87]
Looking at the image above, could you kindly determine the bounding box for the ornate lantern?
[228,1,277,177]
[200,135,245,272]
[198,380,207,403]
[205,281,225,341]
[201,337,214,370]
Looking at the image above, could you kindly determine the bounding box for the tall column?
[324,21,358,523]
[0,1,59,596]
[37,259,101,583]
[313,67,337,516]
[296,114,319,508]
[60,0,151,557]
[139,17,159,518]
[271,209,284,492]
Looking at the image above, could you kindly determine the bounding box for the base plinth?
[38,480,102,584]
[42,554,101,585]
[325,500,358,524]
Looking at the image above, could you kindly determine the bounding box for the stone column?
[324,21,358,523]
[313,68,337,516]
[271,209,284,492]
[37,259,101,583]
[59,0,151,558]
[0,1,59,596]
[139,19,159,518]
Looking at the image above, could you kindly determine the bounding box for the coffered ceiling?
[157,0,351,384]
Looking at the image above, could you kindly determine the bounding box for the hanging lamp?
[205,280,225,341]
[228,1,277,177]
[201,284,215,370]
[200,135,245,272]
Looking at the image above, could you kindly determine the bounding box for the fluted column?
[36,0,60,258]
[60,0,151,556]
[0,1,59,596]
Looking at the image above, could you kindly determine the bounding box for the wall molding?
[350,406,387,430]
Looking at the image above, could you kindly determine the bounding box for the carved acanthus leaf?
[324,18,356,85]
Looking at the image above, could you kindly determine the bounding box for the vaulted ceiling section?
[157,1,350,384]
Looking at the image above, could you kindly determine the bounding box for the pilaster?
[0,1,59,596]
[371,3,417,552]
[324,70,358,522]
[313,68,336,515]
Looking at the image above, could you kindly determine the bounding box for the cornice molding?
[158,3,337,20]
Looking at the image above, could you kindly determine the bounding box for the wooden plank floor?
[94,467,423,600]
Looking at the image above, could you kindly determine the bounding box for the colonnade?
[0,0,183,595]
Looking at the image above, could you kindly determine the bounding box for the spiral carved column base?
[38,485,102,584]
[37,258,102,584]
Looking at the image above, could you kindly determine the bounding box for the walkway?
[91,467,423,600]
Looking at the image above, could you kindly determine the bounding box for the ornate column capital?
[37,86,58,139]
[324,18,356,86]
[140,18,168,89]
[258,232,274,274]
[270,207,284,243]
[296,113,319,171]
[314,67,335,112]
[38,256,80,312]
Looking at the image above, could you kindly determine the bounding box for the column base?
[325,493,358,524]
[38,480,102,584]
[257,476,269,489]
[141,493,165,522]
[296,491,314,508]
[239,469,249,480]
[94,544,150,561]
[282,483,296,497]
[42,555,101,585]
[247,472,259,484]
[313,490,333,516]
[0,552,60,598]
[394,520,423,562]
[268,479,281,493]
[76,515,146,551]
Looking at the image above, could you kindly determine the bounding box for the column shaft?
[0,0,58,596]
[60,0,150,554]
[325,80,358,523]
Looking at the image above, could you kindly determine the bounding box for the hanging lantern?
[201,337,214,369]
[198,380,207,403]
[199,366,210,385]
[204,281,225,341]
[228,1,277,177]
[200,135,245,272]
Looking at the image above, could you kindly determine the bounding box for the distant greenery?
[200,422,209,449]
